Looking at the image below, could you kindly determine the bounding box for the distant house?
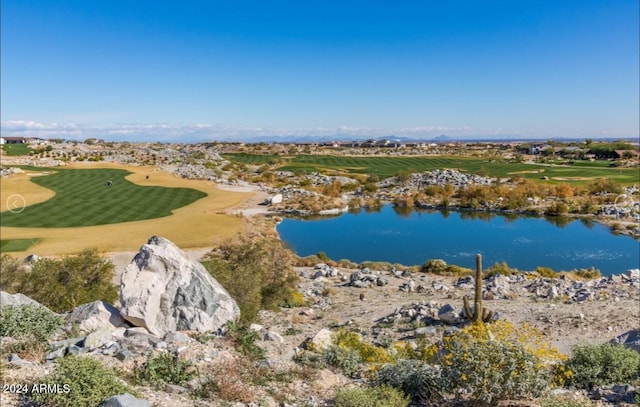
[1,137,27,144]
[529,143,551,155]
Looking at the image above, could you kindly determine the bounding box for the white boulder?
[119,236,240,337]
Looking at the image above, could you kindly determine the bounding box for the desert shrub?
[374,360,443,402]
[484,261,517,277]
[323,346,363,377]
[536,266,557,278]
[197,359,254,403]
[565,343,640,390]
[420,259,449,274]
[546,201,570,215]
[334,385,409,407]
[281,290,307,308]
[225,322,266,360]
[0,254,23,290]
[0,304,63,359]
[133,351,195,387]
[432,321,564,404]
[27,356,131,407]
[0,305,62,342]
[538,394,598,407]
[334,330,394,364]
[202,236,299,323]
[420,259,471,276]
[572,267,601,280]
[0,248,118,312]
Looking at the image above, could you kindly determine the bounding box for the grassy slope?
[224,153,640,184]
[0,168,207,227]
[1,144,31,156]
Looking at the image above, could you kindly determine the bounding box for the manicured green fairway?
[0,238,40,252]
[223,153,640,184]
[1,144,31,156]
[0,168,207,227]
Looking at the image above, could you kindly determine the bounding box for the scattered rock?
[99,393,151,407]
[306,328,333,351]
[610,329,640,353]
[438,304,461,325]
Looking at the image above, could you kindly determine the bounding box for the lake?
[277,206,639,276]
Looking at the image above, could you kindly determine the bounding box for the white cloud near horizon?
[2,120,630,142]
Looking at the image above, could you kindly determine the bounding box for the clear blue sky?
[2,0,638,141]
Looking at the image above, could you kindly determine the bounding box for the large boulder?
[610,329,640,353]
[65,301,130,334]
[119,236,240,336]
[0,291,50,311]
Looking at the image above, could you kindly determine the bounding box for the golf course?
[224,153,640,184]
[0,163,251,255]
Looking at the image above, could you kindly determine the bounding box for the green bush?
[225,322,266,360]
[334,385,409,407]
[420,259,471,276]
[27,356,131,407]
[0,304,63,358]
[133,351,195,387]
[435,322,553,404]
[565,343,640,389]
[323,346,363,377]
[0,305,62,342]
[202,236,299,323]
[374,360,442,402]
[420,259,448,274]
[0,248,118,312]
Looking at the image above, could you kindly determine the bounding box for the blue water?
[277,206,640,276]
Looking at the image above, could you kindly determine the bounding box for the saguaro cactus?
[463,254,493,323]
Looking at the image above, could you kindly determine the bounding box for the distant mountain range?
[211,133,638,144]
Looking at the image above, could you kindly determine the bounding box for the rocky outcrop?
[0,291,50,311]
[610,329,640,353]
[119,236,240,337]
[65,301,131,334]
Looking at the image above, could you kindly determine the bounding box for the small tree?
[0,248,118,313]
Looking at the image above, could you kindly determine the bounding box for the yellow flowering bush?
[432,321,566,404]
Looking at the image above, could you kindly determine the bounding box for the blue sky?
[1,1,638,141]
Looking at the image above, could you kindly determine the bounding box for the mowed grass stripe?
[1,238,40,252]
[0,168,207,227]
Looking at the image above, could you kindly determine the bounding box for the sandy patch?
[508,169,544,174]
[0,164,256,256]
[0,172,57,212]
[552,176,592,181]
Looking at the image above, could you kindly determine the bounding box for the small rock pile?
[302,172,358,187]
[347,268,389,288]
[378,168,494,192]
[0,167,24,177]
